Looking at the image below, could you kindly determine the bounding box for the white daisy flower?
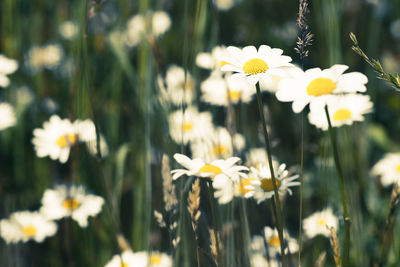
[0,102,16,130]
[152,11,171,37]
[308,94,373,130]
[259,65,303,93]
[276,64,368,113]
[263,226,299,257]
[124,14,146,47]
[213,174,257,204]
[0,54,18,88]
[221,45,293,85]
[171,153,248,182]
[250,253,280,267]
[245,148,269,168]
[213,0,236,11]
[105,250,173,267]
[371,153,400,186]
[40,184,104,228]
[168,106,213,145]
[26,44,63,72]
[200,73,256,106]
[32,115,79,163]
[159,65,195,106]
[196,46,229,70]
[105,250,144,267]
[303,207,339,238]
[0,211,57,244]
[75,119,109,158]
[245,163,300,204]
[191,127,245,162]
[59,21,79,40]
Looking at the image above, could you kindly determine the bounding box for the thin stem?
[207,180,221,267]
[298,110,304,267]
[324,106,351,266]
[255,83,287,267]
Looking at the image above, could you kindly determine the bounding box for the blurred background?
[1,0,400,266]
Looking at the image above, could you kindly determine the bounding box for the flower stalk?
[255,83,287,267]
[324,106,350,266]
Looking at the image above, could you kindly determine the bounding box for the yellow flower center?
[306,78,336,96]
[183,123,193,131]
[56,134,78,148]
[120,262,129,267]
[213,145,228,156]
[62,198,80,210]
[228,90,241,101]
[396,164,400,172]
[23,225,37,237]
[267,236,280,247]
[333,109,352,121]
[198,164,223,176]
[238,178,255,195]
[242,58,269,75]
[317,219,327,226]
[260,178,281,192]
[150,254,162,264]
[184,81,193,91]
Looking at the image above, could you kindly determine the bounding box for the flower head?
[303,207,339,238]
[276,64,368,113]
[0,211,57,244]
[0,54,18,87]
[196,46,229,71]
[371,153,400,186]
[171,153,248,182]
[168,107,214,145]
[0,102,16,130]
[263,226,299,257]
[40,184,104,227]
[245,162,299,204]
[105,250,172,267]
[221,45,292,85]
[308,94,373,130]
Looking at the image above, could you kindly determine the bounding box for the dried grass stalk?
[209,228,222,264]
[295,0,313,60]
[162,154,178,212]
[327,226,341,267]
[188,179,201,232]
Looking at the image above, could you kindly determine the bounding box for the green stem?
[298,110,304,267]
[324,106,351,266]
[255,83,287,267]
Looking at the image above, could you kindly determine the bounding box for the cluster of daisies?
[32,114,109,163]
[0,184,104,244]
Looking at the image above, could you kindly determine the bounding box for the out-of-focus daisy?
[213,0,236,11]
[213,174,257,204]
[26,44,63,72]
[59,21,79,40]
[75,119,109,158]
[276,64,368,113]
[168,107,213,145]
[308,94,373,130]
[245,148,269,168]
[32,115,79,163]
[221,45,292,85]
[171,153,248,181]
[245,162,299,203]
[124,11,171,48]
[0,54,18,88]
[0,211,57,244]
[250,253,280,267]
[303,207,338,238]
[152,11,172,38]
[159,65,195,106]
[40,184,104,227]
[196,46,229,71]
[259,65,303,93]
[191,127,245,162]
[0,102,16,130]
[371,153,400,186]
[263,227,298,257]
[105,250,172,267]
[200,73,256,106]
